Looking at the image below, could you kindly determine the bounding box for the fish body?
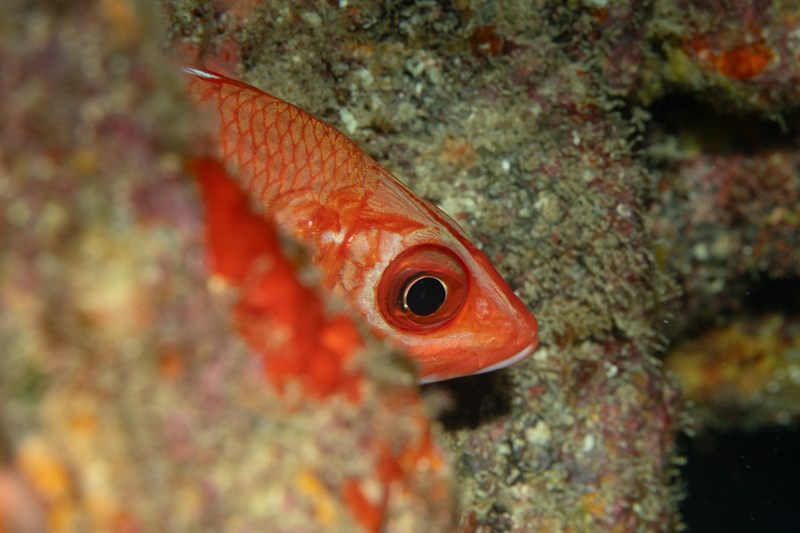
[187,67,538,383]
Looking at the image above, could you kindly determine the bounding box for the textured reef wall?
[1,0,797,531]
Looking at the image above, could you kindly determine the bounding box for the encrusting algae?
[2,0,798,531]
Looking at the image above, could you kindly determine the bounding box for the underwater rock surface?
[2,0,797,531]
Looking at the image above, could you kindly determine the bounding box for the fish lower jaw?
[472,341,537,375]
[417,341,537,384]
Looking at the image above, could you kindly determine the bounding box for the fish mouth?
[418,341,537,384]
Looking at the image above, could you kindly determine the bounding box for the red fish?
[186,67,538,383]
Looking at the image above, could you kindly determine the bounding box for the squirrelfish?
[186,67,538,383]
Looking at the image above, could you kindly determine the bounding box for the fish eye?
[378,245,467,331]
[402,275,447,316]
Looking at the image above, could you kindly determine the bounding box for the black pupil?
[404,276,446,316]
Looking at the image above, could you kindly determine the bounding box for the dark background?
[679,426,800,532]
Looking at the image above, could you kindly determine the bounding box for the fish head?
[376,241,538,383]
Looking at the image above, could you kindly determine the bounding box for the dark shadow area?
[671,276,800,342]
[645,93,799,156]
[678,426,800,532]
[425,370,514,430]
[742,277,800,314]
